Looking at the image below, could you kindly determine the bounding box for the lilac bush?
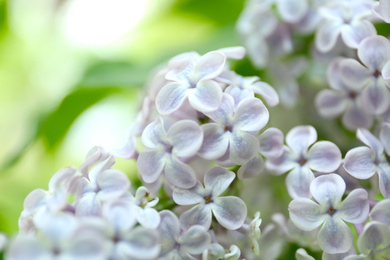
[3,0,390,259]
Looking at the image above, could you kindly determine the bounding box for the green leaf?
[38,87,126,151]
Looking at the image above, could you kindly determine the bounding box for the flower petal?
[168,120,203,158]
[370,199,390,226]
[121,227,160,260]
[377,163,390,198]
[361,78,390,115]
[158,210,180,254]
[193,51,226,81]
[233,98,269,132]
[266,147,297,175]
[339,58,371,89]
[258,127,284,158]
[230,131,259,165]
[217,46,246,60]
[286,126,317,154]
[380,122,390,155]
[358,35,390,70]
[237,154,265,179]
[341,20,376,49]
[172,182,204,206]
[251,81,279,107]
[204,167,235,197]
[277,0,308,23]
[315,21,342,53]
[296,248,315,260]
[178,225,211,255]
[288,198,325,231]
[137,150,166,183]
[307,141,342,173]
[357,128,384,156]
[357,221,390,255]
[342,103,374,130]
[188,79,222,113]
[164,156,197,189]
[141,118,167,149]
[310,174,345,207]
[383,60,390,80]
[136,207,161,229]
[286,167,315,199]
[344,147,376,179]
[212,196,247,230]
[315,90,348,118]
[97,169,130,201]
[203,93,234,124]
[198,123,228,160]
[156,82,188,115]
[317,218,353,254]
[180,204,212,230]
[337,188,369,224]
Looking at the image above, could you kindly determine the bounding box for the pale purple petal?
[266,147,297,175]
[198,123,228,160]
[158,210,180,253]
[136,207,161,229]
[156,82,188,115]
[237,154,264,179]
[357,128,384,156]
[212,196,247,230]
[137,150,166,183]
[310,174,345,206]
[286,167,315,199]
[6,235,50,260]
[277,0,308,23]
[217,46,246,60]
[315,21,343,53]
[103,200,136,230]
[358,35,390,70]
[188,79,222,112]
[315,90,348,118]
[377,163,390,198]
[75,193,101,217]
[141,118,167,149]
[318,218,353,254]
[341,20,377,49]
[307,141,342,173]
[204,167,235,197]
[337,188,369,224]
[203,93,234,124]
[383,60,390,80]
[288,198,326,231]
[296,248,315,260]
[370,199,390,226]
[357,221,390,255]
[121,227,160,260]
[251,81,279,107]
[342,103,374,130]
[172,182,204,205]
[230,131,259,165]
[361,78,390,114]
[286,125,317,154]
[193,51,226,81]
[164,156,197,189]
[23,189,48,212]
[327,57,348,91]
[178,225,211,254]
[344,147,376,179]
[168,120,203,158]
[258,127,284,158]
[322,246,357,260]
[97,169,130,201]
[339,58,371,89]
[381,123,390,155]
[380,0,390,22]
[233,98,269,132]
[180,204,212,230]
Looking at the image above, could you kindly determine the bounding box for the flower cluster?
[2,0,390,259]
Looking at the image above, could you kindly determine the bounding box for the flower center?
[373,70,381,78]
[166,145,173,154]
[298,157,307,166]
[224,125,233,132]
[349,91,357,99]
[205,196,213,204]
[328,206,337,215]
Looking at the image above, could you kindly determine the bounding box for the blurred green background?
[0,0,247,235]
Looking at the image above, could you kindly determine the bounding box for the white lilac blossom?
[373,0,390,23]
[344,221,390,260]
[130,186,160,228]
[315,57,373,130]
[137,117,203,189]
[296,248,315,260]
[202,244,241,260]
[289,174,369,254]
[173,167,247,230]
[266,125,342,198]
[339,35,390,115]
[315,0,377,53]
[344,127,390,198]
[155,50,227,114]
[157,210,210,260]
[198,94,269,166]
[75,156,130,216]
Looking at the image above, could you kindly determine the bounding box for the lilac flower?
[137,117,203,189]
[373,0,390,23]
[157,210,210,259]
[101,199,160,260]
[173,167,247,230]
[75,156,130,216]
[296,248,315,260]
[289,174,369,254]
[339,35,390,115]
[202,244,241,260]
[276,0,309,23]
[155,50,227,114]
[130,186,160,228]
[315,0,377,52]
[198,94,269,165]
[344,222,390,260]
[315,57,373,130]
[266,125,342,198]
[344,126,390,198]
[370,199,390,226]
